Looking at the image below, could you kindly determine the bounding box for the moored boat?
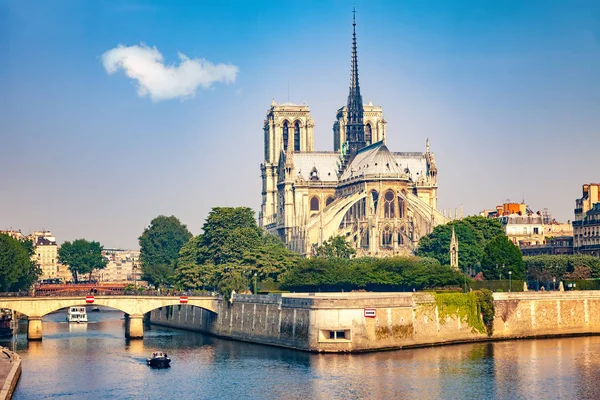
[0,309,14,337]
[66,306,88,323]
[146,351,171,368]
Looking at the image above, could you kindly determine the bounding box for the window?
[382,225,392,247]
[310,197,320,212]
[533,227,539,234]
[320,329,352,342]
[371,190,379,214]
[282,121,289,151]
[365,123,372,144]
[384,190,395,218]
[294,121,301,152]
[325,196,334,207]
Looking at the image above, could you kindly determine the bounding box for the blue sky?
[1,0,599,248]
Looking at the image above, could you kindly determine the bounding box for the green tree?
[417,216,505,271]
[480,235,525,280]
[139,215,192,287]
[315,235,356,259]
[173,236,215,290]
[58,239,107,283]
[172,207,299,296]
[0,235,41,291]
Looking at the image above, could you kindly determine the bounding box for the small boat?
[146,351,171,368]
[0,309,14,337]
[90,306,100,312]
[66,306,88,323]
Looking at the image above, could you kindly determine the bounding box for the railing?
[0,290,217,298]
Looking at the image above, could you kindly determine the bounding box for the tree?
[480,235,525,280]
[0,234,41,291]
[58,239,107,283]
[139,215,192,287]
[417,216,505,271]
[173,236,215,290]
[315,236,356,259]
[172,207,299,295]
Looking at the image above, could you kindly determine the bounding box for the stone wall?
[150,294,311,351]
[149,291,600,353]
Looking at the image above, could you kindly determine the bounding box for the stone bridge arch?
[0,295,218,341]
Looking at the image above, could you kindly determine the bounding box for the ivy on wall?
[433,289,495,336]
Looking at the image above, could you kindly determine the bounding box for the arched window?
[398,232,404,245]
[382,226,392,247]
[365,123,372,144]
[326,196,334,207]
[384,190,395,218]
[282,121,289,151]
[398,196,404,218]
[371,190,379,214]
[310,196,320,212]
[294,121,301,152]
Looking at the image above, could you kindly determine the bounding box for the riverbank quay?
[0,347,21,400]
[149,291,600,353]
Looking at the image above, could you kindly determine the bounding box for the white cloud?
[102,43,238,101]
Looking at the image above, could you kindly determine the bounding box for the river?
[2,309,600,399]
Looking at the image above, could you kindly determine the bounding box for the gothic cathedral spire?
[345,7,366,157]
[450,227,459,270]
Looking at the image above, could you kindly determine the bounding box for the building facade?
[98,249,141,283]
[259,13,448,257]
[573,184,600,257]
[30,231,59,279]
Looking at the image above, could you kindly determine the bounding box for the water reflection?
[3,310,600,399]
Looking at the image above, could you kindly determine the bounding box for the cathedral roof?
[292,152,339,182]
[339,141,405,181]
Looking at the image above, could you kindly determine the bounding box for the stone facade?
[259,14,447,257]
[573,183,600,257]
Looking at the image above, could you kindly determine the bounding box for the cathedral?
[259,12,448,257]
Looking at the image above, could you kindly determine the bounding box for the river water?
[3,309,600,399]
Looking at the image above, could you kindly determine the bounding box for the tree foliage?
[172,207,299,293]
[417,216,505,271]
[281,256,466,292]
[58,239,107,283]
[0,235,41,291]
[315,235,356,259]
[139,215,192,287]
[523,255,600,282]
[480,235,525,280]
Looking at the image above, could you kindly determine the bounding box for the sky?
[1,0,599,249]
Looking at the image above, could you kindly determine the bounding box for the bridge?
[0,294,218,340]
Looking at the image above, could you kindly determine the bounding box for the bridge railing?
[0,290,217,298]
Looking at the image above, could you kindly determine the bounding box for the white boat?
[66,306,88,323]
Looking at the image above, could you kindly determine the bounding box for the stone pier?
[27,318,43,341]
[124,314,144,339]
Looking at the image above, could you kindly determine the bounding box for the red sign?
[86,295,95,304]
[179,296,188,304]
[364,308,376,318]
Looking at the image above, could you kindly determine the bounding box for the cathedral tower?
[260,101,314,228]
[344,8,366,157]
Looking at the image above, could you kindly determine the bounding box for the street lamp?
[553,277,556,291]
[509,271,512,292]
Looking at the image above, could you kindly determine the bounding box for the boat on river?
[146,351,171,368]
[66,307,88,323]
[0,309,14,337]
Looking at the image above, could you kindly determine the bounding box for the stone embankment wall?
[0,347,21,400]
[150,294,311,350]
[149,291,600,353]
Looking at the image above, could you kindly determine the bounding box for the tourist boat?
[66,306,88,323]
[146,351,171,368]
[0,309,14,337]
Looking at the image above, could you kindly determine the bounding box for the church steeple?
[345,7,366,157]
